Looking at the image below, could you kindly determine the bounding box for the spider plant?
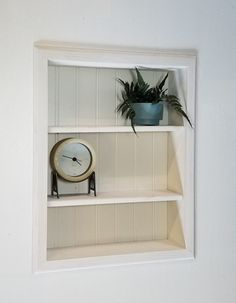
[117,67,192,133]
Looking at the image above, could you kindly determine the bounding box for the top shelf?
[48,126,184,134]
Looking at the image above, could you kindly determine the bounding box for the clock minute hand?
[62,155,82,166]
[62,155,73,160]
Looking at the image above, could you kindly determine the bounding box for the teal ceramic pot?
[132,103,163,126]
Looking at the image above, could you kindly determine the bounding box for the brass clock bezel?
[50,138,96,182]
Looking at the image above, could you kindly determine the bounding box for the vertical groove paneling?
[154,132,168,190]
[154,133,168,190]
[77,67,97,126]
[116,204,134,242]
[97,134,116,192]
[47,208,56,248]
[134,202,153,241]
[75,206,96,246]
[155,202,168,240]
[97,205,115,244]
[49,67,169,127]
[55,67,59,126]
[47,202,169,248]
[75,68,79,126]
[135,133,153,190]
[134,134,137,190]
[114,204,118,242]
[97,68,116,125]
[116,69,133,126]
[58,67,76,126]
[96,68,99,126]
[116,133,135,191]
[47,66,174,250]
[47,207,76,248]
[152,202,155,239]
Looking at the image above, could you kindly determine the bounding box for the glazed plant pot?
[132,103,163,126]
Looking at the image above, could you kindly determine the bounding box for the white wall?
[0,0,235,302]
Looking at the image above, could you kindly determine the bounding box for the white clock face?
[58,142,92,177]
[51,138,96,182]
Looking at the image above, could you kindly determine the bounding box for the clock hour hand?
[62,155,82,166]
[75,159,82,166]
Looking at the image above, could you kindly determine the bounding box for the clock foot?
[88,171,96,196]
[51,170,59,198]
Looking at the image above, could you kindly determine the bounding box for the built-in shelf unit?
[33,41,196,272]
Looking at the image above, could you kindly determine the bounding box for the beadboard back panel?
[48,66,168,127]
[47,66,173,250]
[48,132,169,194]
[48,65,172,195]
[47,202,169,249]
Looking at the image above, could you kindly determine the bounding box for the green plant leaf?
[135,67,146,87]
[158,73,168,91]
[165,95,192,127]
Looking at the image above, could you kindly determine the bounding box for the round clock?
[50,138,96,182]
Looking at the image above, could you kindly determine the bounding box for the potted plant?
[117,67,192,133]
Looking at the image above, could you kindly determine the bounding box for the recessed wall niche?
[33,41,196,271]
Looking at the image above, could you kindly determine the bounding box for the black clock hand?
[75,159,82,166]
[62,155,73,160]
[62,155,82,166]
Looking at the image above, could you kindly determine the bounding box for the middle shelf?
[47,189,182,207]
[48,125,184,134]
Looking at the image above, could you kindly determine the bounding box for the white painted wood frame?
[33,41,196,272]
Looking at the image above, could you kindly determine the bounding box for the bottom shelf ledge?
[47,239,185,261]
[47,190,182,207]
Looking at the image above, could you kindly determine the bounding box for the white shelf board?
[48,125,184,134]
[47,239,184,260]
[47,190,182,207]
